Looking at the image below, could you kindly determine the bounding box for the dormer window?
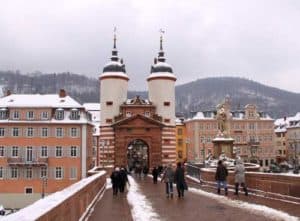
[0,108,8,120]
[27,111,34,120]
[41,112,49,120]
[12,111,19,120]
[55,108,64,120]
[70,109,80,120]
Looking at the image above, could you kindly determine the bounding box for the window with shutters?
[11,167,18,179]
[0,146,4,157]
[70,146,77,157]
[27,127,34,137]
[70,167,77,180]
[56,128,63,137]
[27,111,34,120]
[55,146,62,157]
[41,128,48,137]
[12,111,20,120]
[40,167,47,178]
[26,167,33,179]
[41,111,49,120]
[0,128,5,137]
[12,128,20,137]
[41,146,48,157]
[11,146,18,157]
[55,109,64,120]
[70,128,78,137]
[70,110,80,120]
[55,167,63,179]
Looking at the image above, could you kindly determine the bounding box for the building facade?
[175,118,187,162]
[185,97,275,168]
[0,90,93,208]
[83,103,101,167]
[99,34,177,170]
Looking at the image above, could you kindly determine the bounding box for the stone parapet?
[3,171,106,221]
[200,168,300,199]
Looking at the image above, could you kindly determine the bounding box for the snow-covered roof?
[83,103,100,124]
[0,94,82,108]
[274,112,300,132]
[83,103,101,111]
[125,98,151,105]
[175,118,184,125]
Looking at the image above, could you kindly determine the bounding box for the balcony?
[7,157,48,166]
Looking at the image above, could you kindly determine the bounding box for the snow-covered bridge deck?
[87,176,299,221]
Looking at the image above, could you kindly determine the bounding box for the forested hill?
[1,71,299,118]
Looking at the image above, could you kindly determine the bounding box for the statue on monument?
[217,103,227,133]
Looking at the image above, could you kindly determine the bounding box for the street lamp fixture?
[41,176,47,198]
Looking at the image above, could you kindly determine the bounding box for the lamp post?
[41,176,47,198]
[201,141,206,165]
[185,139,190,163]
[293,141,299,174]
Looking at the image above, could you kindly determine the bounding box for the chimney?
[284,116,287,121]
[5,90,11,96]
[59,89,66,98]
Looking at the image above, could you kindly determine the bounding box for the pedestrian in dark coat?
[234,159,248,196]
[174,162,186,198]
[152,166,159,184]
[215,160,228,195]
[143,166,149,177]
[119,167,129,193]
[161,164,175,198]
[111,167,121,196]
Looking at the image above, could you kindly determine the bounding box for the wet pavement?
[87,176,299,221]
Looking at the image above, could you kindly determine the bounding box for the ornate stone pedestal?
[212,136,234,159]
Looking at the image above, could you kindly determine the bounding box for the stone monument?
[212,96,235,158]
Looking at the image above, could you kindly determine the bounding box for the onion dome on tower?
[100,32,129,81]
[147,34,176,81]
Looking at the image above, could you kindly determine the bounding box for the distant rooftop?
[0,94,82,108]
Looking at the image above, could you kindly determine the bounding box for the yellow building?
[175,118,187,163]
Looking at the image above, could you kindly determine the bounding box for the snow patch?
[127,176,161,221]
[189,187,299,221]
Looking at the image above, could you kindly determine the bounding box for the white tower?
[147,34,177,126]
[99,33,129,126]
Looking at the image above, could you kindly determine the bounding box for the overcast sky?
[0,0,300,92]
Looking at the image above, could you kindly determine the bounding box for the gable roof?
[111,114,165,127]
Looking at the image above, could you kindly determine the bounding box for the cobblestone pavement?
[88,176,298,221]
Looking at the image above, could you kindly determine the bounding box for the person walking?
[152,166,159,184]
[174,162,186,198]
[161,163,175,198]
[119,167,129,193]
[215,160,228,195]
[234,159,248,196]
[111,167,121,196]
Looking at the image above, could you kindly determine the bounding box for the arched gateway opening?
[127,139,149,172]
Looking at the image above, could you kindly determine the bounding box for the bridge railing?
[3,170,107,221]
[185,163,202,181]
